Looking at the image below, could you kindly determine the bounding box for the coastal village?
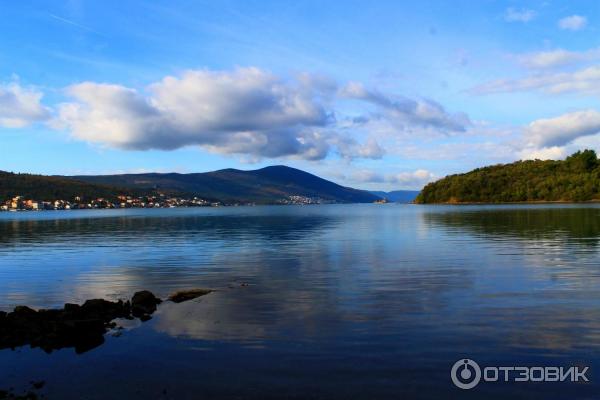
[0,194,333,211]
[1,194,218,211]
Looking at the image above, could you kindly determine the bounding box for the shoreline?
[414,199,600,205]
[0,202,382,213]
[0,289,213,353]
[3,200,600,213]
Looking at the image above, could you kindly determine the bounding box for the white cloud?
[0,83,50,128]
[472,65,600,95]
[519,146,567,160]
[334,136,385,160]
[558,15,587,31]
[340,82,470,132]
[517,48,594,69]
[53,68,470,163]
[56,68,335,159]
[524,110,600,148]
[351,168,436,188]
[504,8,537,23]
[390,169,436,186]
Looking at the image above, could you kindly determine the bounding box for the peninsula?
[416,150,600,204]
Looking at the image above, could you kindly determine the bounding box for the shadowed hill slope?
[68,165,381,204]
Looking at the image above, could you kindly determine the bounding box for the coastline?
[0,201,382,212]
[414,199,600,205]
[4,200,600,212]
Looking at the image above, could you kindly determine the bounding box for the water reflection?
[2,205,600,398]
[423,205,600,246]
[0,209,339,309]
[422,205,600,353]
[0,212,339,246]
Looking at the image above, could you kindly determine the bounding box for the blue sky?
[2,1,600,190]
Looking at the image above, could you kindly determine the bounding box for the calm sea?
[1,204,600,399]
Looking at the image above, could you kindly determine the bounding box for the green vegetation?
[0,171,142,202]
[0,166,380,205]
[69,165,380,204]
[415,150,600,203]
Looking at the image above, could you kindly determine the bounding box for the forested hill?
[0,171,140,202]
[415,150,600,204]
[69,165,380,204]
[1,166,381,204]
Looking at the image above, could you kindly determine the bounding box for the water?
[1,204,600,399]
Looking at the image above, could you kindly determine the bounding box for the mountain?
[370,190,420,203]
[0,171,141,202]
[416,150,600,204]
[67,165,381,204]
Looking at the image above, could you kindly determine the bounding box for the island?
[415,150,600,204]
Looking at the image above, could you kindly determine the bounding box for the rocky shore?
[0,289,212,354]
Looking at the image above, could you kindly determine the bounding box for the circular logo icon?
[451,359,481,390]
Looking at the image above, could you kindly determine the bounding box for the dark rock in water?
[30,382,44,390]
[168,289,213,303]
[131,290,162,317]
[0,291,161,354]
[81,299,131,320]
[12,306,37,316]
[0,384,41,399]
[63,303,80,313]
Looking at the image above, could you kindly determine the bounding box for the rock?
[30,381,44,390]
[0,291,161,354]
[81,299,130,320]
[168,289,213,303]
[131,291,161,317]
[64,303,80,313]
[13,306,37,316]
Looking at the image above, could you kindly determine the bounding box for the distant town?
[1,194,334,211]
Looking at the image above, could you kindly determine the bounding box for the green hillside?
[69,165,380,204]
[416,150,600,204]
[0,171,140,202]
[1,166,381,205]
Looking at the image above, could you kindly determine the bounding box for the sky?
[1,0,600,190]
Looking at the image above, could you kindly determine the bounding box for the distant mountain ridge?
[370,190,420,203]
[66,165,381,204]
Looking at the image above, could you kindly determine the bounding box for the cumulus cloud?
[340,82,470,132]
[517,48,600,70]
[334,136,385,160]
[558,15,587,31]
[52,68,469,162]
[519,146,567,160]
[472,65,600,95]
[524,110,600,148]
[351,168,436,188]
[389,169,436,186]
[504,8,537,23]
[0,83,50,127]
[56,68,334,159]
